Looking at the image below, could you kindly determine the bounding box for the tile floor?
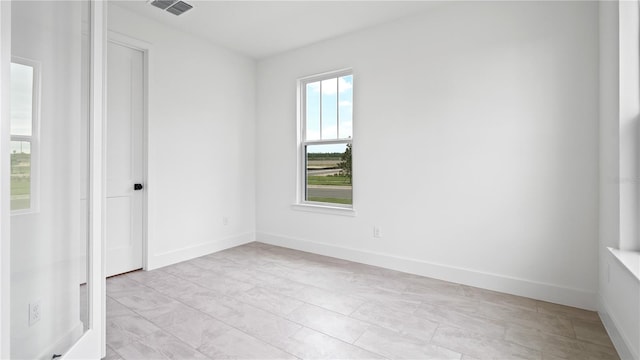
[104,242,619,360]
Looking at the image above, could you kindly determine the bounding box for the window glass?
[321,77,338,140]
[10,62,34,136]
[306,82,321,141]
[338,75,353,139]
[10,140,31,211]
[306,143,352,205]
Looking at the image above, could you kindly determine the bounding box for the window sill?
[608,247,640,283]
[291,203,356,217]
[11,209,36,216]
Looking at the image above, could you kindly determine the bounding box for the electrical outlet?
[29,301,41,326]
[373,226,382,238]
[223,217,229,226]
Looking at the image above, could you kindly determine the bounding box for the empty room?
[0,0,639,359]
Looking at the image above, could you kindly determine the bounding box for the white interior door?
[106,41,144,278]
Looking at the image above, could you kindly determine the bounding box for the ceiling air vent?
[166,1,193,16]
[150,0,193,16]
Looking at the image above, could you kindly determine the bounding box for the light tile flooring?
[104,242,619,360]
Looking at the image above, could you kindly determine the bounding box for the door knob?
[134,183,144,191]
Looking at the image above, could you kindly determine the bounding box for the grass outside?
[10,179,30,210]
[307,175,351,186]
[307,159,340,169]
[11,152,31,210]
[307,197,352,205]
[11,198,30,210]
[307,153,342,161]
[11,153,30,195]
[11,178,30,196]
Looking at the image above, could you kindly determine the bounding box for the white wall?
[10,2,86,359]
[256,1,600,309]
[0,1,11,358]
[617,0,640,253]
[599,1,640,359]
[600,0,621,262]
[107,5,257,270]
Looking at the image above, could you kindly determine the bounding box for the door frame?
[64,1,107,358]
[106,30,151,272]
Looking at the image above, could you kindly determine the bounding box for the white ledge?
[291,203,356,217]
[608,247,640,282]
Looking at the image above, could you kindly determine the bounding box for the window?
[10,59,39,212]
[299,70,353,208]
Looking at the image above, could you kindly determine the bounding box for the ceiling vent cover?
[150,0,174,10]
[166,1,193,15]
[150,0,193,16]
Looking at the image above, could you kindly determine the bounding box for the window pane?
[306,143,352,205]
[338,75,353,139]
[10,62,34,136]
[321,78,338,140]
[10,140,31,211]
[306,82,320,141]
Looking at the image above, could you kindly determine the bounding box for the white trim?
[599,294,638,360]
[608,247,640,283]
[107,30,153,52]
[298,68,353,84]
[148,233,255,271]
[304,138,353,146]
[63,1,107,358]
[95,3,107,355]
[256,232,598,310]
[35,321,84,360]
[106,30,152,272]
[291,203,356,217]
[0,1,11,357]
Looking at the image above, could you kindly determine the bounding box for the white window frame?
[295,69,355,214]
[10,56,40,215]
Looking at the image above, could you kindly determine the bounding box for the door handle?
[134,183,144,191]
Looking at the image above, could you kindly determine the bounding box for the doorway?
[106,39,146,277]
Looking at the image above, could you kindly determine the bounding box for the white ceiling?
[113,1,440,59]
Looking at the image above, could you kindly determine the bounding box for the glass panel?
[10,141,31,211]
[338,75,353,139]
[305,81,320,141]
[10,62,33,136]
[10,1,91,358]
[321,78,338,140]
[306,143,352,205]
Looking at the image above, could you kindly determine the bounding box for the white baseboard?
[599,294,639,360]
[37,321,84,360]
[256,232,597,310]
[149,232,255,270]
